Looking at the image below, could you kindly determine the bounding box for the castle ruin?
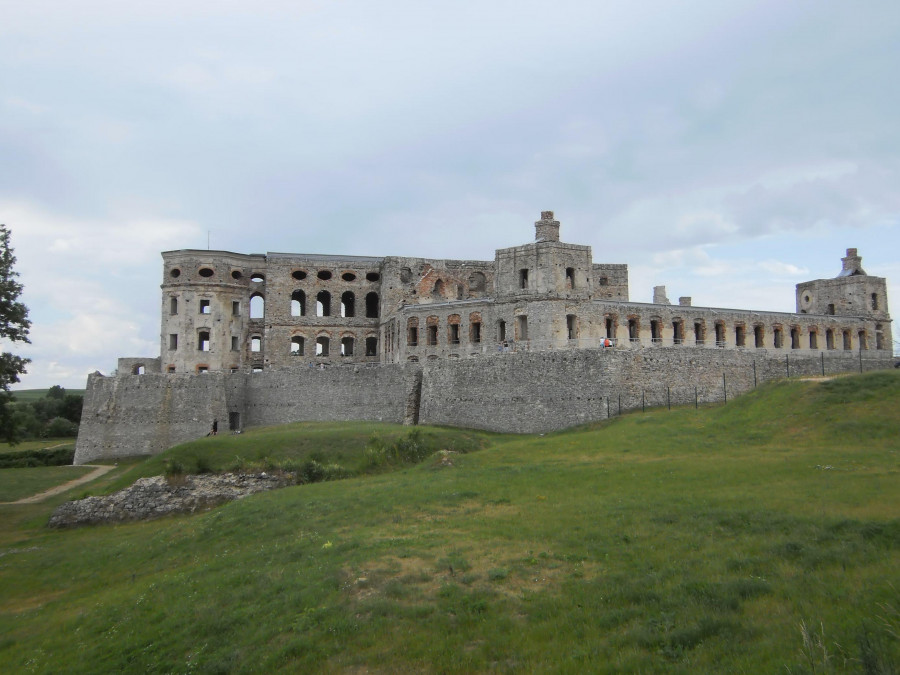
[75,212,893,464]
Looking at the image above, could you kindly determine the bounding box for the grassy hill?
[8,388,85,403]
[1,372,898,673]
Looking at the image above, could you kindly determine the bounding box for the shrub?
[43,417,79,438]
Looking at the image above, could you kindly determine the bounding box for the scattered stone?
[48,472,293,528]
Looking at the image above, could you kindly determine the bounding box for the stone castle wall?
[74,347,893,463]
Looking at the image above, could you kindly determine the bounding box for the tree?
[0,225,31,443]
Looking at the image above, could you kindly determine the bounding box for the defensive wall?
[75,211,893,463]
[74,345,892,464]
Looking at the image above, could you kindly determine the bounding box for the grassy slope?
[0,466,94,502]
[0,372,898,674]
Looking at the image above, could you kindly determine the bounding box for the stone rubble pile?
[48,472,292,528]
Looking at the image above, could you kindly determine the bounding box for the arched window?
[365,337,378,356]
[341,291,355,318]
[317,291,331,317]
[366,292,379,318]
[407,317,419,346]
[565,267,575,290]
[291,336,305,355]
[341,336,355,356]
[291,290,305,317]
[250,293,265,319]
[316,336,330,356]
[432,280,445,300]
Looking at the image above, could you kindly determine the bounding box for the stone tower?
[535,211,561,242]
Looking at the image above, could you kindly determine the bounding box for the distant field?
[9,389,85,403]
[0,371,898,673]
[0,439,76,454]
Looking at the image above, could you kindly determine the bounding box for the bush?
[0,445,75,468]
[43,417,79,438]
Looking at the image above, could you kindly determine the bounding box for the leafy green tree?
[47,384,65,400]
[0,225,31,443]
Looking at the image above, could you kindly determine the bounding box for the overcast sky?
[3,0,898,390]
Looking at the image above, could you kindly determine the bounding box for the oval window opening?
[199,268,214,278]
[170,268,181,278]
[251,274,265,283]
[366,272,380,282]
[292,270,307,281]
[231,270,243,280]
[341,272,357,282]
[317,270,332,281]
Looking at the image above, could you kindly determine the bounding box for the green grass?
[0,372,898,673]
[0,439,76,454]
[7,389,85,403]
[0,466,95,502]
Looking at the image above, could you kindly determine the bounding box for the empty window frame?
[791,327,801,349]
[317,291,331,317]
[249,294,265,319]
[431,279,445,300]
[316,336,330,357]
[449,324,460,345]
[498,320,507,343]
[858,330,867,350]
[169,334,178,350]
[407,318,419,346]
[291,290,306,317]
[170,297,178,315]
[516,315,528,341]
[773,326,784,349]
[565,267,575,290]
[470,321,482,343]
[754,325,765,348]
[715,323,726,347]
[842,329,852,350]
[232,300,240,316]
[567,315,577,340]
[427,325,438,346]
[132,364,145,375]
[826,328,835,350]
[628,318,640,342]
[809,330,818,350]
[200,299,211,315]
[365,337,378,356]
[251,336,261,352]
[693,321,704,345]
[876,324,885,350]
[735,324,746,347]
[291,336,305,354]
[519,269,529,289]
[605,316,616,339]
[197,366,209,374]
[650,319,662,343]
[341,291,355,318]
[872,293,879,310]
[365,292,379,318]
[231,336,239,351]
[827,303,835,315]
[198,331,211,352]
[167,365,176,373]
[341,336,355,356]
[673,320,684,345]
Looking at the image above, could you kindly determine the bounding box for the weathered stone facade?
[75,212,893,463]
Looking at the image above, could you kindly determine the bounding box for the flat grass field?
[0,372,898,673]
[8,389,85,403]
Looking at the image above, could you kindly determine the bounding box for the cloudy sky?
[2,0,899,389]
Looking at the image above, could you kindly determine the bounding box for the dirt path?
[2,465,116,505]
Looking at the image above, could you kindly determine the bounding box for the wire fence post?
[606,397,610,419]
[695,386,698,409]
[723,373,727,404]
[785,354,790,378]
[618,394,621,416]
[821,351,825,376]
[667,386,671,410]
[642,390,645,413]
[753,360,757,388]
[859,345,863,373]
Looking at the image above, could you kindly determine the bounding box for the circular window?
[341,272,357,282]
[366,272,380,282]
[199,268,214,278]
[317,270,332,281]
[170,268,181,278]
[292,270,307,281]
[251,274,265,283]
[231,270,243,280]
[803,294,810,304]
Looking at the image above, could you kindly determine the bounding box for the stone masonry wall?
[75,347,893,464]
